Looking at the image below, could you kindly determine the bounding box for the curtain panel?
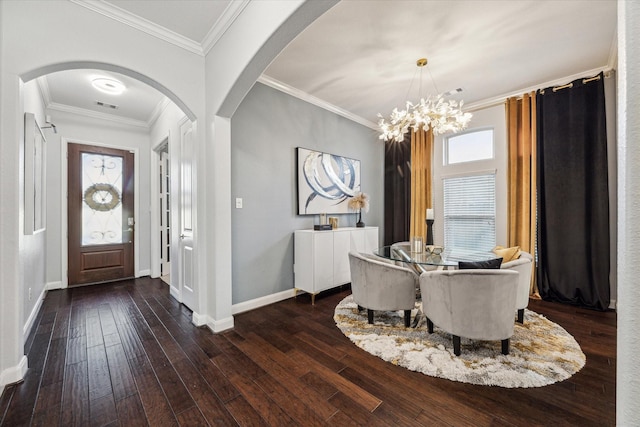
[409,128,434,242]
[536,73,610,310]
[506,93,539,296]
[383,138,412,245]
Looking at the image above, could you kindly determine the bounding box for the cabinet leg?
[294,288,298,298]
[311,294,316,305]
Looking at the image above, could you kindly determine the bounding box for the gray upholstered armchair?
[348,251,418,327]
[419,269,520,355]
[501,251,534,323]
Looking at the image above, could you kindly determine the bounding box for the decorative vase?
[356,210,365,228]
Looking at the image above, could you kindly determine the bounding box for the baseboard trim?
[0,355,28,388]
[46,281,64,290]
[206,316,234,333]
[191,312,207,327]
[23,287,47,341]
[609,299,617,310]
[138,269,151,277]
[232,289,296,315]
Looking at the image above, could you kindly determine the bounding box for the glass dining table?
[373,243,496,273]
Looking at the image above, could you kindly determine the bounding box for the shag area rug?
[334,295,586,388]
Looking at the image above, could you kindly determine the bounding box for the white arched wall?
[0,0,205,388]
[202,0,338,331]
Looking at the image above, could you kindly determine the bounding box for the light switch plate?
[235,198,243,209]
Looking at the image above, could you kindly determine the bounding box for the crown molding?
[48,102,149,128]
[147,97,171,128]
[464,65,613,112]
[202,0,250,55]
[35,76,53,107]
[70,0,204,56]
[258,75,378,131]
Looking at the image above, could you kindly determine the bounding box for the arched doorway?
[22,63,199,311]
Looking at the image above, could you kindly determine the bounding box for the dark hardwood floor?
[0,277,616,426]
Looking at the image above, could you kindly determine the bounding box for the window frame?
[443,126,495,166]
[432,104,507,250]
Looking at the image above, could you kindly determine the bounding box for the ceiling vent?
[96,101,119,110]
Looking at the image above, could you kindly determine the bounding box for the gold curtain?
[409,127,434,241]
[506,93,539,296]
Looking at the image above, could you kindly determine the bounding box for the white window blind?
[443,173,496,253]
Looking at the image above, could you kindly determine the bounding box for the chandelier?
[378,58,472,142]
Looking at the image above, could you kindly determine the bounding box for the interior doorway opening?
[157,140,171,285]
[19,63,195,300]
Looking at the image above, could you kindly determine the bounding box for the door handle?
[180,234,185,239]
[124,228,133,232]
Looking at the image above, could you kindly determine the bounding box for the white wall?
[21,81,47,339]
[617,0,640,423]
[433,104,508,247]
[44,110,152,286]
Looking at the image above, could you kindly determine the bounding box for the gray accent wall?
[231,82,383,304]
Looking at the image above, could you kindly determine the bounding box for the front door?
[68,143,134,286]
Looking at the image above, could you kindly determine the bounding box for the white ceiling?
[41,0,617,129]
[106,0,232,43]
[264,0,617,126]
[40,69,166,126]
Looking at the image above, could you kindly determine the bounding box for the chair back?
[348,252,417,311]
[419,269,519,341]
[501,251,533,310]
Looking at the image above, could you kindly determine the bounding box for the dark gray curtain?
[536,72,610,310]
[384,139,411,245]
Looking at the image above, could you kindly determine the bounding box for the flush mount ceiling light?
[91,77,126,95]
[378,58,472,142]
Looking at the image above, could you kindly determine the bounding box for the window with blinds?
[443,173,496,253]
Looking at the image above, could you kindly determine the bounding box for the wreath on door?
[83,183,121,212]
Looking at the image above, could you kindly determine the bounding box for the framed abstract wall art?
[297,147,361,215]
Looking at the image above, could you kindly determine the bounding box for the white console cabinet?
[294,226,379,304]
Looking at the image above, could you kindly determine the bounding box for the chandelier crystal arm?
[378,58,472,142]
